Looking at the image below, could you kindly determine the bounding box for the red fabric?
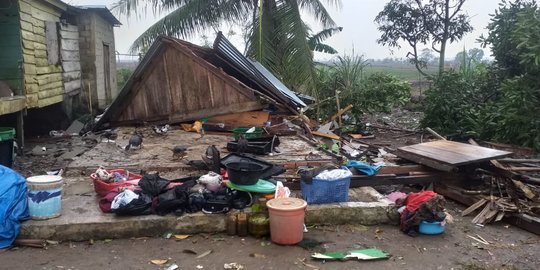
[405,191,437,213]
[99,191,119,213]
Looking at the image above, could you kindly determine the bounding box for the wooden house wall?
[115,44,264,124]
[19,0,64,108]
[0,2,23,96]
[59,23,81,95]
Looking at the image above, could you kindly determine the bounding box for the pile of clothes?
[99,172,251,216]
[392,191,450,236]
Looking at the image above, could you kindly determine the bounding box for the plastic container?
[0,127,15,168]
[26,175,63,220]
[301,174,350,204]
[226,162,264,185]
[267,198,307,245]
[90,169,142,197]
[232,127,264,140]
[236,211,248,237]
[227,213,237,236]
[418,220,446,235]
[248,198,270,237]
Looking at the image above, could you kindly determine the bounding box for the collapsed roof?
[94,33,306,130]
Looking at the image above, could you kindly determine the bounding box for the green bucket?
[0,127,15,141]
[0,127,15,168]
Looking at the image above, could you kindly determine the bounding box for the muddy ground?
[3,202,538,270]
[5,108,540,269]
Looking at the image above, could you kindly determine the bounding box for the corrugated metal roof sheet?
[213,32,306,109]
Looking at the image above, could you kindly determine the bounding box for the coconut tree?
[112,0,341,90]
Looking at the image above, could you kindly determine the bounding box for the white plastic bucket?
[26,175,63,220]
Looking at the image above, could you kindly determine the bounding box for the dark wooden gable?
[114,41,264,125]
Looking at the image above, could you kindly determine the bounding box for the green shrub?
[311,54,410,123]
[422,0,540,151]
[117,68,133,90]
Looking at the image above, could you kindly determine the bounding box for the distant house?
[0,0,120,147]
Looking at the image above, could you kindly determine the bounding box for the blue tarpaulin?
[0,165,29,249]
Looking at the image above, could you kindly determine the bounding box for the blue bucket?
[26,175,63,220]
[418,220,446,235]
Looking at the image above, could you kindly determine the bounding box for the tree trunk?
[439,40,446,75]
[439,0,451,75]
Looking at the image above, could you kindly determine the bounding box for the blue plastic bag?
[346,160,382,176]
[0,165,29,249]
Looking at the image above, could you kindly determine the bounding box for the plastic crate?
[301,175,350,204]
[90,169,142,197]
[232,127,264,140]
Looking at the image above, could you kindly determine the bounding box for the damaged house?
[95,32,307,129]
[0,0,120,146]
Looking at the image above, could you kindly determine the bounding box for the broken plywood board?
[206,111,269,127]
[396,140,512,172]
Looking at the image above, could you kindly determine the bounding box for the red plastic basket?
[90,169,142,197]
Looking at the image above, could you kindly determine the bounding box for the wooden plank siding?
[19,0,66,108]
[112,42,265,126]
[59,23,81,95]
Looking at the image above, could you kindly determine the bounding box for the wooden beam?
[498,158,540,163]
[282,172,444,190]
[312,131,340,140]
[426,127,446,140]
[330,104,353,122]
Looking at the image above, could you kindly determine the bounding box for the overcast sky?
[68,0,501,60]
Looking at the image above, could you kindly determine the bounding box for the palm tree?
[112,0,341,90]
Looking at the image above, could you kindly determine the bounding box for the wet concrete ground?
[4,201,539,270]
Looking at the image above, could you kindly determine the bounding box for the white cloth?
[111,189,139,210]
[314,168,353,181]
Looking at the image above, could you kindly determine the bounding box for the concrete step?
[19,178,396,241]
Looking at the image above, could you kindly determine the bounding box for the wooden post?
[335,90,341,126]
[16,110,24,155]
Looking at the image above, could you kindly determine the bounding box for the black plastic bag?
[202,193,231,214]
[155,187,189,216]
[186,193,206,213]
[114,191,153,216]
[139,173,169,196]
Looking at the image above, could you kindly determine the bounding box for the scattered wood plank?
[507,167,540,172]
[349,134,375,139]
[434,183,540,235]
[312,131,341,140]
[425,127,446,140]
[462,198,488,216]
[367,124,417,133]
[498,158,540,163]
[330,104,353,121]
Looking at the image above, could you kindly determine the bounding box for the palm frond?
[297,0,340,28]
[308,26,342,47]
[311,43,338,54]
[273,0,315,88]
[129,0,251,52]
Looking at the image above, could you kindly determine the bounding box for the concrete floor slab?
[19,177,395,241]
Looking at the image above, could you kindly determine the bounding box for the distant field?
[363,64,438,81]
